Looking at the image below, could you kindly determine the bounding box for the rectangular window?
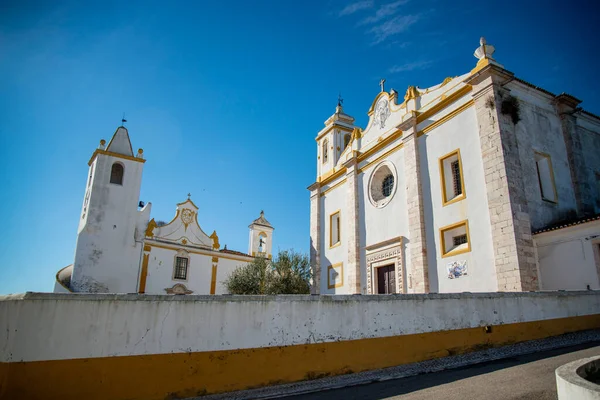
[440,220,471,258]
[534,151,557,203]
[439,149,466,206]
[327,263,343,289]
[452,234,468,247]
[174,257,188,280]
[330,211,341,248]
[451,160,462,197]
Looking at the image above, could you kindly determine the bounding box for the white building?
[55,127,274,294]
[309,38,600,295]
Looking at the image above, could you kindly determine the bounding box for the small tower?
[248,211,274,259]
[70,125,150,293]
[315,97,357,181]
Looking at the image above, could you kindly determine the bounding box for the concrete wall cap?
[1,290,599,303]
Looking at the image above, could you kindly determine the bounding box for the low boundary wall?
[1,291,599,400]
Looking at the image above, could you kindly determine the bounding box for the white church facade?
[55,127,274,295]
[309,38,600,295]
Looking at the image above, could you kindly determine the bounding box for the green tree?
[224,250,311,295]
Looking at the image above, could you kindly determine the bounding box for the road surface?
[282,342,600,400]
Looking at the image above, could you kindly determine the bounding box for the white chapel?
[55,127,274,294]
[309,38,600,295]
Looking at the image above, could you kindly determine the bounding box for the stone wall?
[1,291,599,400]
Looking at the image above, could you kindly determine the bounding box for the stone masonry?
[400,114,429,293]
[344,155,361,294]
[555,94,595,217]
[308,183,321,294]
[466,65,539,291]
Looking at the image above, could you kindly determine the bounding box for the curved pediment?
[145,198,213,248]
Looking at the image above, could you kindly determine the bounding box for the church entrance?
[376,265,396,294]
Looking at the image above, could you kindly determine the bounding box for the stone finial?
[474,36,496,60]
[404,86,420,102]
[99,139,106,149]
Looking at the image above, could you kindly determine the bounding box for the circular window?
[368,161,398,208]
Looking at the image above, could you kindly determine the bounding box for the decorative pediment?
[147,197,213,248]
[165,283,193,295]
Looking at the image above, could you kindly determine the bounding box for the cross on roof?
[379,79,386,92]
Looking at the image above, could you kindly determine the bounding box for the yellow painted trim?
[315,124,354,142]
[1,315,599,400]
[88,149,146,166]
[147,241,253,262]
[534,150,559,204]
[138,245,152,294]
[319,167,347,186]
[357,129,402,163]
[417,85,472,124]
[176,198,200,210]
[210,264,217,295]
[440,219,471,258]
[358,142,404,174]
[54,265,73,293]
[320,178,347,197]
[319,166,338,181]
[470,57,491,74]
[367,91,392,115]
[417,100,474,137]
[438,149,467,206]
[322,139,329,164]
[329,210,341,248]
[327,262,344,289]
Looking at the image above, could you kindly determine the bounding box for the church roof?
[250,210,273,229]
[106,126,134,156]
[220,248,251,257]
[532,213,600,235]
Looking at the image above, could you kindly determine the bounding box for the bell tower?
[248,211,274,259]
[315,96,357,181]
[70,125,151,293]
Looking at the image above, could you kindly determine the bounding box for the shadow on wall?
[419,132,439,292]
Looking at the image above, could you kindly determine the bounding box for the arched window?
[110,163,124,185]
[322,140,329,164]
[344,134,351,149]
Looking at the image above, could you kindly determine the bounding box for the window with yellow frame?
[439,149,466,206]
[329,210,341,248]
[440,220,471,258]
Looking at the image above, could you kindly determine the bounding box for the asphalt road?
[281,342,600,400]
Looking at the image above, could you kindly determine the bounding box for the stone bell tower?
[248,211,274,259]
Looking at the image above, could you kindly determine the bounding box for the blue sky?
[0,0,598,294]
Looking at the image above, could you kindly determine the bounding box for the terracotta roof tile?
[220,249,252,257]
[532,214,600,235]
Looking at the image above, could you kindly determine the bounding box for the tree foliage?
[224,250,311,295]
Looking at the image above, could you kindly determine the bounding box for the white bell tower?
[248,211,274,259]
[70,125,151,293]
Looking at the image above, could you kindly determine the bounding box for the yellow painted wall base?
[1,315,599,400]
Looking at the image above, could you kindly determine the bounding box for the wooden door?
[377,265,396,294]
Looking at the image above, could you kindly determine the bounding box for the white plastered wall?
[71,154,147,294]
[418,103,497,293]
[320,179,348,294]
[535,221,600,291]
[507,83,578,230]
[358,146,409,293]
[2,291,599,363]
